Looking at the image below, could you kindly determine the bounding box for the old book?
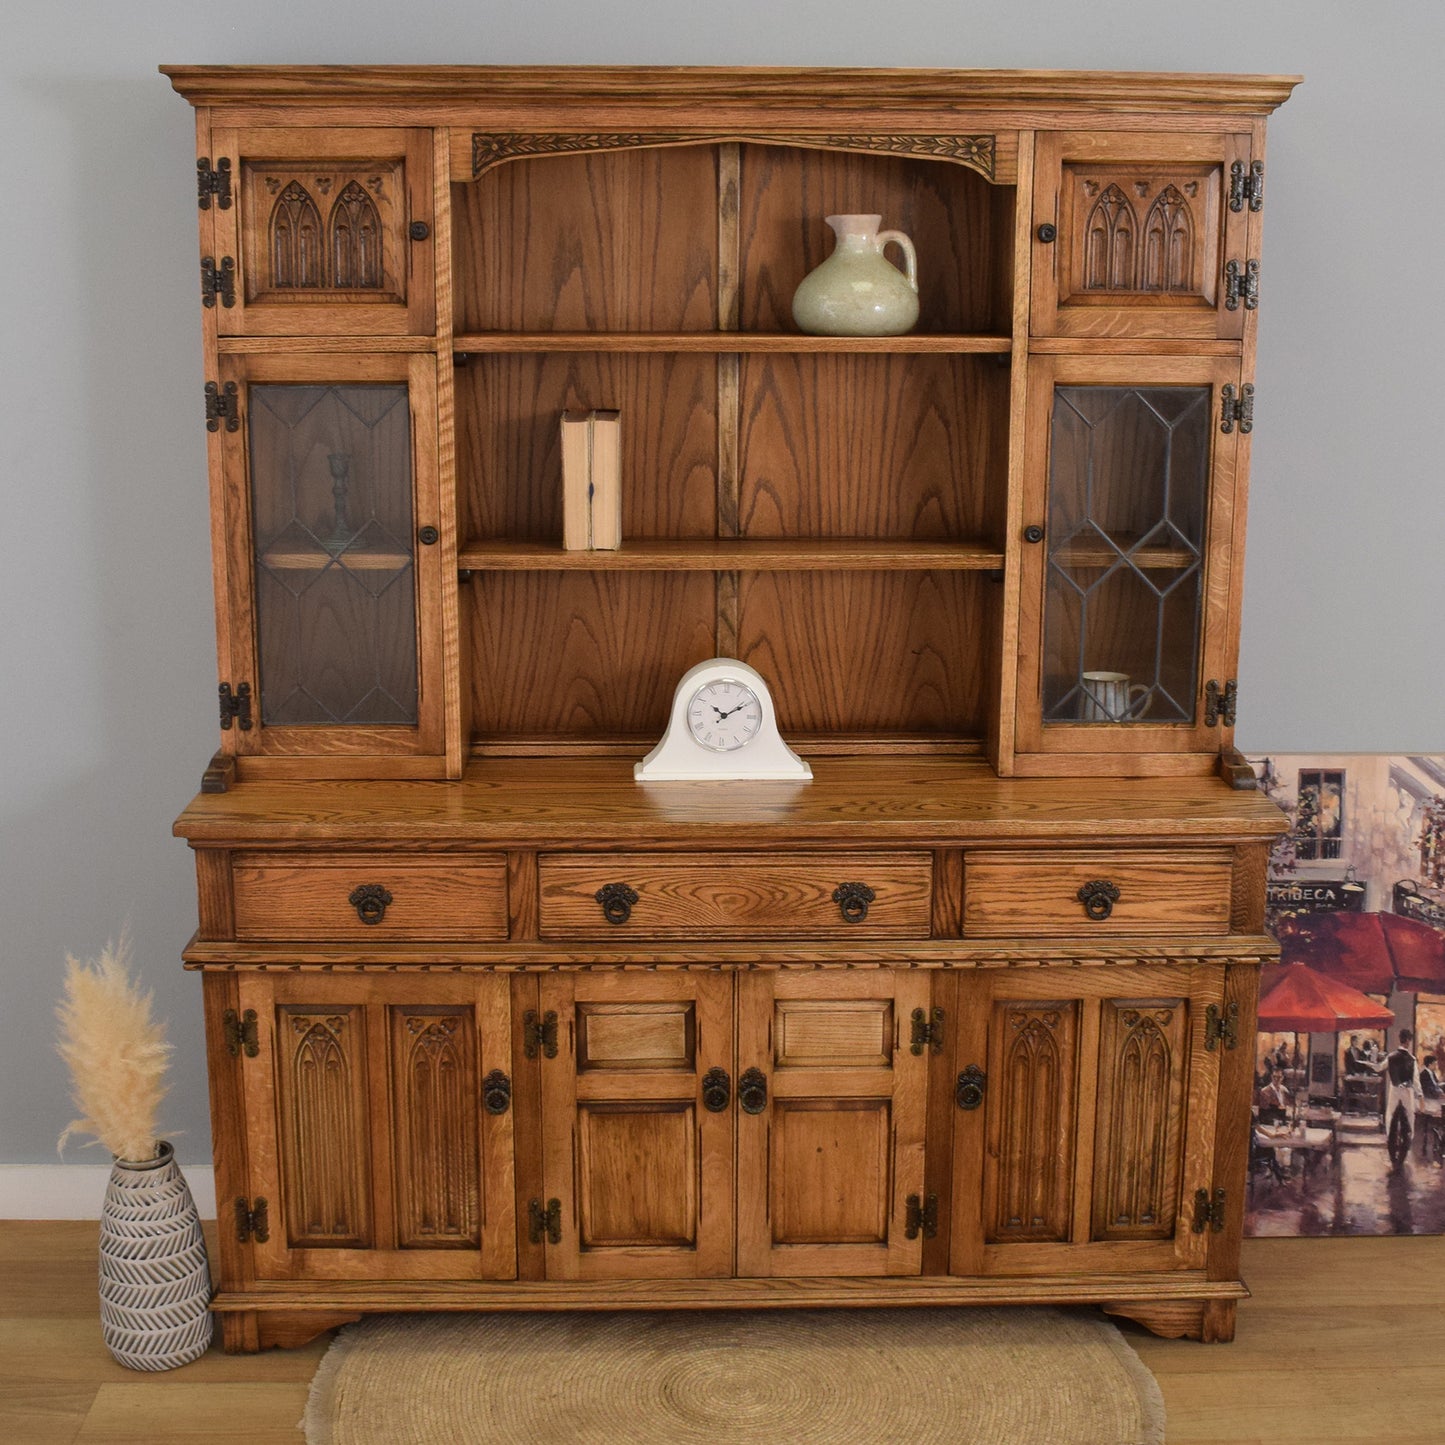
[588,409,622,551]
[560,409,592,550]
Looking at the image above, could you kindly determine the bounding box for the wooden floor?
[1,1223,1439,1443]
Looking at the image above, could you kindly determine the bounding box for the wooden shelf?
[456,538,1006,572]
[1050,537,1201,571]
[453,332,1013,355]
[259,547,411,571]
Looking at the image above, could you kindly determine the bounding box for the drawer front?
[963,849,1233,936]
[232,853,508,941]
[538,852,933,939]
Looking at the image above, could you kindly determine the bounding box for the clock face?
[686,679,763,753]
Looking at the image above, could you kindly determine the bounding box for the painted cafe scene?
[1245,753,1445,1237]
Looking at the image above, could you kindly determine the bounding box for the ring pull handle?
[738,1067,769,1115]
[955,1064,987,1111]
[595,882,639,925]
[702,1067,732,1113]
[1077,879,1120,922]
[349,883,393,926]
[832,882,876,924]
[482,1070,512,1115]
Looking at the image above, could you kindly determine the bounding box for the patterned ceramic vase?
[97,1142,213,1370]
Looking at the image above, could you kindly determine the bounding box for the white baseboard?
[0,1164,216,1219]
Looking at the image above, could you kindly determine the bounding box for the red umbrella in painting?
[1274,910,1445,995]
[1257,963,1396,1032]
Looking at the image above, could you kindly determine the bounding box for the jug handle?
[877,230,918,292]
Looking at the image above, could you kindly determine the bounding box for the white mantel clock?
[635,658,812,782]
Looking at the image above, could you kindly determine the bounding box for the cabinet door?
[1015,353,1246,763]
[1031,131,1255,339]
[234,973,515,1281]
[213,351,445,766]
[736,970,930,1277]
[538,972,734,1280]
[948,963,1221,1278]
[209,127,434,336]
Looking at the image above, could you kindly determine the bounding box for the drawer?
[232,852,508,941]
[538,852,933,939]
[963,849,1233,936]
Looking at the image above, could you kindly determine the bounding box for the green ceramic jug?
[791,213,919,336]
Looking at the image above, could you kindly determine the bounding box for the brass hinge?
[197,157,232,210]
[1228,159,1264,213]
[1204,679,1238,729]
[904,1192,939,1240]
[222,1007,259,1058]
[1204,1000,1240,1052]
[910,1006,945,1056]
[1219,383,1254,435]
[527,1197,562,1245]
[205,380,239,433]
[1191,1186,1226,1234]
[219,681,253,731]
[1223,258,1259,311]
[201,255,236,309]
[523,1009,559,1060]
[235,1196,270,1244]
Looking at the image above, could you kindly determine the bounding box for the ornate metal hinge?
[1223,258,1260,311]
[205,380,239,433]
[1204,679,1239,728]
[910,1006,945,1056]
[1228,159,1264,213]
[235,1196,269,1244]
[1191,1186,1227,1234]
[482,1069,512,1115]
[523,1009,559,1060]
[904,1192,939,1240]
[218,681,252,731]
[1220,383,1254,435]
[222,1007,259,1058]
[197,156,232,210]
[201,255,236,308]
[527,1197,562,1245]
[1204,1001,1240,1051]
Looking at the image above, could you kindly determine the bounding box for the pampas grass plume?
[56,936,171,1163]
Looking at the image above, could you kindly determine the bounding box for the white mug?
[1080,671,1149,722]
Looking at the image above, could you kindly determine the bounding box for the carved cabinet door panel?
[208,127,435,336]
[735,969,930,1277]
[1032,131,1256,340]
[234,973,515,1281]
[211,351,446,767]
[537,972,734,1280]
[948,963,1220,1278]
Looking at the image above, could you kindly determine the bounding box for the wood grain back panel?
[457,353,718,543]
[736,354,1008,540]
[737,570,987,737]
[738,145,1013,334]
[452,147,719,333]
[466,571,716,739]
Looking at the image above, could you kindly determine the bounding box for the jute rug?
[303,1307,1165,1444]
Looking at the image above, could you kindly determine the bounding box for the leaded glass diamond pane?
[1042,385,1208,725]
[249,383,417,727]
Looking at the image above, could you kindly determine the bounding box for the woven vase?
[97,1141,213,1370]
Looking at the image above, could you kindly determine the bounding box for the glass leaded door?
[1016,355,1245,762]
[214,352,444,766]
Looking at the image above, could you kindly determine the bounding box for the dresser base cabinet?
[165,66,1297,1348]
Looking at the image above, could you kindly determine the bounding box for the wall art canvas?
[1245,754,1445,1236]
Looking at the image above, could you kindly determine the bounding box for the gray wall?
[2,1,1441,1167]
